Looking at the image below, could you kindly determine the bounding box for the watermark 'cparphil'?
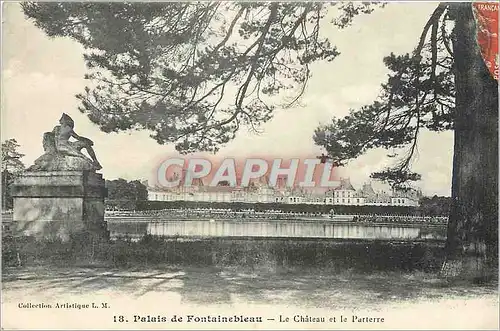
[156,157,340,188]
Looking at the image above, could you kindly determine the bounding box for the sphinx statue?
[28,113,102,171]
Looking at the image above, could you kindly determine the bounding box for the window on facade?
[342,199,345,203]
[348,199,350,204]
[356,199,359,203]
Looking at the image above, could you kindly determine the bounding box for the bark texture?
[442,3,499,281]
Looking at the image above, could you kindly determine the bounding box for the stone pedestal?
[11,171,108,242]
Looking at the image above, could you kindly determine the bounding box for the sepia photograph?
[1,1,499,330]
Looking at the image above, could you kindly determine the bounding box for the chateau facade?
[147,178,421,207]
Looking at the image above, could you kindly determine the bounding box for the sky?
[1,2,454,196]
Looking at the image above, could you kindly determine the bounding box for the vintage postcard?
[1,1,498,330]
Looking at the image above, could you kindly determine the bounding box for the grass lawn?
[2,265,498,330]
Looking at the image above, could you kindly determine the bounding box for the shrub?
[3,233,445,273]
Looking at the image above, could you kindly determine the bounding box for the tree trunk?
[442,3,498,281]
[1,171,6,211]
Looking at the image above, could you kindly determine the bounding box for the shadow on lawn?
[2,265,497,308]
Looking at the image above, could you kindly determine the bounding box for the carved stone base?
[11,171,108,242]
[28,153,97,171]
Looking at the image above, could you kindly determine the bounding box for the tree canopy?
[106,178,148,202]
[2,139,25,173]
[314,3,455,189]
[22,2,379,154]
[2,139,25,210]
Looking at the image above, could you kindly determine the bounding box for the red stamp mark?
[473,2,499,80]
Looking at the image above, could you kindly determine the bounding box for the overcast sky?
[2,2,454,196]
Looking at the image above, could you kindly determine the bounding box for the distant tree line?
[418,195,452,216]
[105,179,148,210]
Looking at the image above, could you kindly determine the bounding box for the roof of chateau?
[333,178,355,191]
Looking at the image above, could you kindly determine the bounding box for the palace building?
[147,176,421,207]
